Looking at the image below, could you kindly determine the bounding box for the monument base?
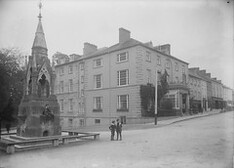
[17,95,61,137]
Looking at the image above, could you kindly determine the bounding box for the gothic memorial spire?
[17,1,61,137]
[32,0,47,51]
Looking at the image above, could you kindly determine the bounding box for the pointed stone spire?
[32,0,47,50]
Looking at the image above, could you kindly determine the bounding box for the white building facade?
[55,28,190,128]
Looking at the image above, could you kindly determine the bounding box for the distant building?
[55,28,190,128]
[188,68,208,112]
[222,85,233,109]
[211,78,224,109]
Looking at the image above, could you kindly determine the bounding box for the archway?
[43,130,49,137]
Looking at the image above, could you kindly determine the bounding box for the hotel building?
[54,28,190,128]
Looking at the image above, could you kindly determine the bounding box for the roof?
[189,69,203,80]
[189,68,212,83]
[84,38,189,64]
[32,20,47,49]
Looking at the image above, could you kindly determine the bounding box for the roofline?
[138,43,189,65]
[188,73,204,80]
[55,41,189,68]
[83,42,189,64]
[210,78,222,84]
[55,58,83,68]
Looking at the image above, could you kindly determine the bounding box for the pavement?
[69,109,223,133]
[0,109,222,135]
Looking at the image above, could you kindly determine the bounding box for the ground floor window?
[120,116,126,124]
[93,97,102,112]
[68,118,73,127]
[95,119,101,124]
[79,119,84,126]
[117,94,129,111]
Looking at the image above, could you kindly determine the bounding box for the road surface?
[0,111,233,168]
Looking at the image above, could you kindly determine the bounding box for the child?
[116,119,122,140]
[109,120,116,141]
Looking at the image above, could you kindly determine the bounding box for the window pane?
[96,59,101,66]
[60,81,64,93]
[95,74,101,88]
[94,97,102,109]
[69,99,73,111]
[118,70,129,86]
[69,79,73,92]
[69,65,73,73]
[60,99,64,111]
[118,95,129,110]
[95,119,100,124]
[117,52,128,62]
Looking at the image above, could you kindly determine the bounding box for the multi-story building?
[54,53,85,129]
[55,28,190,128]
[188,68,208,112]
[197,69,212,110]
[211,78,224,109]
[222,85,233,109]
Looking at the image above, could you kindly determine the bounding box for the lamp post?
[155,70,158,125]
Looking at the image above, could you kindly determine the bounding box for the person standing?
[116,119,122,140]
[109,120,116,141]
[5,122,11,134]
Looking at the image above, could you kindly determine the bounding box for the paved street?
[0,111,233,168]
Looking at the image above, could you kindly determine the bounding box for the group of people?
[109,119,123,141]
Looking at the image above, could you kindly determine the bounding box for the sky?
[0,0,233,88]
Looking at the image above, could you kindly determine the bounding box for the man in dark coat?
[116,119,122,140]
[109,120,116,141]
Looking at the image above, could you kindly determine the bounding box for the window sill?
[117,109,129,112]
[117,84,129,87]
[93,109,103,112]
[94,87,102,90]
[93,65,103,69]
[116,60,128,64]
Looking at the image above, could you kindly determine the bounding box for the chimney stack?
[154,44,171,55]
[145,41,153,47]
[206,73,211,78]
[83,42,97,56]
[119,28,131,43]
[199,70,206,74]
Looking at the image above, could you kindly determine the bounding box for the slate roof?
[83,38,188,64]
[189,69,203,80]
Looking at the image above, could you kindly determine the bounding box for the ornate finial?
[38,0,42,20]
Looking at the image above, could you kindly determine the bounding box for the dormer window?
[117,52,128,62]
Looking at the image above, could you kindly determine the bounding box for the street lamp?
[155,70,158,125]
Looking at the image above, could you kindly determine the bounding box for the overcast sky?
[0,0,233,88]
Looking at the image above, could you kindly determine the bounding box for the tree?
[140,70,169,117]
[157,70,169,105]
[0,48,25,137]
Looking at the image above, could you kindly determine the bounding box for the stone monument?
[17,1,61,137]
